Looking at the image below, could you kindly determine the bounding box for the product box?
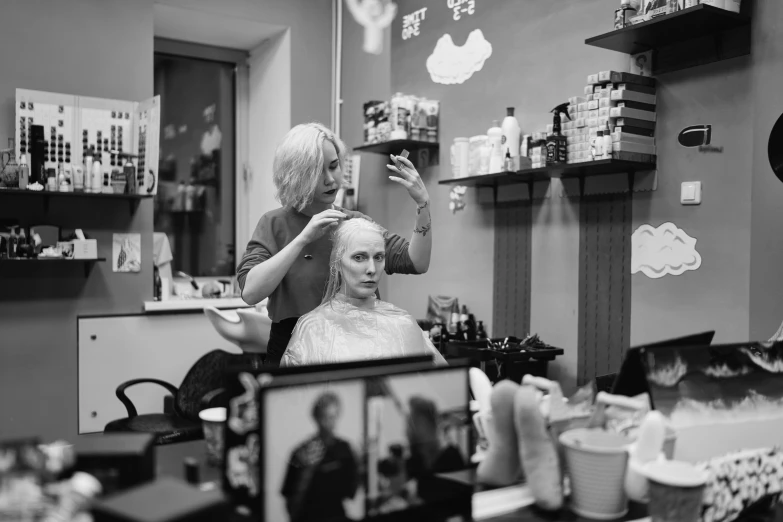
[613,117,657,130]
[587,73,599,85]
[588,110,599,119]
[597,108,610,118]
[72,239,98,259]
[612,150,656,163]
[598,116,612,128]
[577,102,589,112]
[614,124,655,138]
[599,98,615,108]
[616,100,657,112]
[594,85,603,94]
[597,70,615,83]
[614,141,656,155]
[587,117,598,128]
[562,121,573,130]
[610,88,657,105]
[569,96,587,105]
[584,85,594,95]
[587,100,599,110]
[617,82,657,95]
[74,433,155,494]
[588,128,598,138]
[609,106,656,122]
[609,71,656,88]
[613,131,655,145]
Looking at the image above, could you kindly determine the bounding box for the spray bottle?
[546,103,570,166]
[118,152,138,195]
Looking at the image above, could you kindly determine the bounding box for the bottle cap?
[506,107,515,117]
[71,472,103,498]
[491,120,500,127]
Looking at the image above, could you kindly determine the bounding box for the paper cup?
[199,407,227,466]
[559,428,632,519]
[642,460,708,522]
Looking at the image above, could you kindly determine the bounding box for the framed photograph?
[230,360,473,522]
[264,380,366,522]
[365,367,471,517]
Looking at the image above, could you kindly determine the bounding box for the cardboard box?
[72,239,98,259]
[609,106,657,122]
[611,89,657,105]
[614,141,656,155]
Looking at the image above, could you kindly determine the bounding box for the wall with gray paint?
[388,0,627,386]
[749,2,783,341]
[340,17,393,300]
[630,57,752,345]
[0,0,155,440]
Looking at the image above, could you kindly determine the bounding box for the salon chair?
[103,349,263,445]
[204,303,271,358]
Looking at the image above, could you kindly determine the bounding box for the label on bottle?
[546,139,557,165]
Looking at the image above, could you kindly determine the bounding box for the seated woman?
[281,218,445,366]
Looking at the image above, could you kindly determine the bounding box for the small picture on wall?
[630,50,653,77]
[113,233,141,273]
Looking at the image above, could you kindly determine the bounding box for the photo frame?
[221,359,474,522]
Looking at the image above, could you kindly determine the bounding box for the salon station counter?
[78,297,254,435]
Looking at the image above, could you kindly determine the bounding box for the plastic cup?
[642,460,708,522]
[199,407,227,467]
[559,428,633,520]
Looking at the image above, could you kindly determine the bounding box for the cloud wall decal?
[426,29,492,85]
[631,222,702,279]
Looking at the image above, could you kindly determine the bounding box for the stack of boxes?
[562,71,657,164]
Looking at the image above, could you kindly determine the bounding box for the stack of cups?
[559,428,633,519]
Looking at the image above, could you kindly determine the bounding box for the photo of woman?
[263,381,365,522]
[365,369,470,516]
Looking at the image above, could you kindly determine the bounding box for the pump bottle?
[501,107,521,170]
[487,120,503,173]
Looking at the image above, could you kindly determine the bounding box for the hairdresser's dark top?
[237,206,417,322]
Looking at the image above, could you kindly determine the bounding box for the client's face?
[340,229,385,299]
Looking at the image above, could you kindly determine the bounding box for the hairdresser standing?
[237,123,432,366]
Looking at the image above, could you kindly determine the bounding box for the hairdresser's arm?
[239,209,346,305]
[387,155,432,273]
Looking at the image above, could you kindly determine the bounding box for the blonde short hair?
[273,122,347,211]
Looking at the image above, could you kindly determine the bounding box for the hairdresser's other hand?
[387,154,429,206]
[299,209,347,244]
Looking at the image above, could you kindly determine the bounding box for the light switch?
[681,181,702,205]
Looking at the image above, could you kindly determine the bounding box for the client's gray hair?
[272,122,348,212]
[322,217,387,304]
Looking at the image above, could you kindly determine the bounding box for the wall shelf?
[585,5,751,74]
[0,189,153,216]
[439,159,655,199]
[0,257,106,277]
[353,139,439,156]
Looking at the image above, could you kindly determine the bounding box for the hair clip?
[304,254,313,260]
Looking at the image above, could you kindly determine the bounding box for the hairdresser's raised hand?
[387,154,429,206]
[299,209,347,244]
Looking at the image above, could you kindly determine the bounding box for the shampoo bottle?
[487,120,503,173]
[91,156,102,193]
[501,107,521,170]
[19,155,29,190]
[602,124,613,159]
[596,129,605,159]
[84,149,94,193]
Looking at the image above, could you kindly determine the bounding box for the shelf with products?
[0,257,106,277]
[353,139,439,157]
[586,4,751,75]
[439,159,656,199]
[0,188,153,216]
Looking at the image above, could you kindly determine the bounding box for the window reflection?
[153,53,236,277]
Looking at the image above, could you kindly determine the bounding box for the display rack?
[353,139,439,156]
[0,257,106,277]
[586,5,751,74]
[0,189,152,216]
[438,159,656,199]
